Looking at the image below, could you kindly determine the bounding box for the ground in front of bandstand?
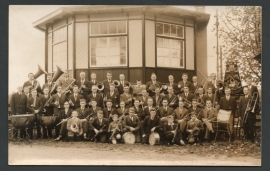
[8,137,261,166]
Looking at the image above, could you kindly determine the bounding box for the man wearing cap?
[58,71,75,95]
[163,115,179,146]
[68,85,84,110]
[141,108,162,144]
[87,85,104,109]
[120,85,133,109]
[76,99,91,140]
[66,110,83,141]
[123,108,141,143]
[103,99,117,122]
[133,99,145,121]
[105,84,119,108]
[89,110,109,143]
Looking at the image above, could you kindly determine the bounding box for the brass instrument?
[68,98,74,106]
[172,122,179,143]
[124,81,131,88]
[149,82,160,93]
[243,92,258,123]
[194,78,208,95]
[97,82,104,91]
[113,80,120,87]
[29,64,48,90]
[49,65,65,94]
[197,96,205,108]
[63,79,76,95]
[70,122,79,133]
[155,96,163,107]
[182,96,192,106]
[169,96,177,107]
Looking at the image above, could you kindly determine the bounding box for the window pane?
[91,38,97,48]
[171,25,176,37]
[156,23,163,35]
[109,56,120,65]
[157,47,164,56]
[109,37,118,47]
[171,58,180,67]
[120,47,126,56]
[119,37,126,46]
[120,55,126,64]
[109,22,117,34]
[177,26,184,38]
[96,57,107,65]
[180,58,184,66]
[91,23,99,35]
[171,39,180,49]
[118,21,126,33]
[91,57,97,66]
[164,57,170,66]
[157,38,163,47]
[96,47,107,56]
[100,23,107,34]
[91,48,96,56]
[171,49,180,58]
[109,47,120,56]
[157,57,164,66]
[163,38,170,48]
[97,38,107,47]
[164,24,170,36]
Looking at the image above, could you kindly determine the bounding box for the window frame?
[90,21,128,36]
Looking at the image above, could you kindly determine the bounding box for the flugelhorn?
[68,98,74,106]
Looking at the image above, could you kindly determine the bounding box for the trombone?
[243,92,258,123]
[194,78,208,95]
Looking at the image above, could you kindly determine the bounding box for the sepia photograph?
[8,5,262,166]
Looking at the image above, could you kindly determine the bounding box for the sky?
[9,5,220,94]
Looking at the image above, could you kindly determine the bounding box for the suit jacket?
[137,95,149,107]
[146,81,162,97]
[23,80,42,94]
[248,85,259,97]
[152,94,163,107]
[179,92,195,103]
[186,119,204,132]
[142,115,162,135]
[27,96,43,114]
[238,95,252,118]
[88,107,102,118]
[162,82,178,94]
[220,96,237,115]
[120,93,133,109]
[58,78,75,93]
[143,106,157,117]
[76,107,91,120]
[87,93,104,108]
[75,79,91,99]
[165,93,178,109]
[42,82,57,94]
[103,80,113,95]
[188,107,202,117]
[123,115,141,132]
[10,92,27,114]
[174,107,189,122]
[133,106,145,121]
[50,93,66,109]
[68,93,84,109]
[58,108,73,120]
[88,79,99,94]
[201,108,218,121]
[40,94,53,116]
[103,108,117,119]
[118,80,133,95]
[116,108,129,117]
[106,91,119,108]
[163,122,178,135]
[203,94,216,104]
[175,81,192,95]
[157,106,174,118]
[89,117,109,132]
[189,82,201,94]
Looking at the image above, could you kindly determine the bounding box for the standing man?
[246,78,259,96]
[27,89,43,139]
[87,85,104,108]
[42,73,56,94]
[120,86,133,109]
[141,108,162,144]
[164,75,178,95]
[23,86,31,99]
[23,73,42,95]
[189,76,201,95]
[89,72,98,93]
[123,108,141,143]
[105,84,119,108]
[220,87,237,117]
[137,89,149,108]
[132,80,145,99]
[50,86,66,116]
[10,86,28,139]
[146,73,162,97]
[68,85,84,110]
[75,72,91,99]
[166,86,178,109]
[103,71,113,95]
[179,86,195,109]
[175,73,191,95]
[118,74,132,95]
[58,71,75,95]
[174,101,189,145]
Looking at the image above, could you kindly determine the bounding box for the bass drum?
[10,114,36,129]
[122,132,135,144]
[39,115,58,128]
[149,132,160,146]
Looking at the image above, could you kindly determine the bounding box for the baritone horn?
[124,81,131,88]
[113,80,120,87]
[97,82,104,91]
[68,98,74,106]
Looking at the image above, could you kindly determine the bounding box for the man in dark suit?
[89,110,109,143]
[42,73,56,95]
[189,76,201,95]
[116,101,129,117]
[105,84,119,108]
[239,86,258,142]
[188,99,203,119]
[157,99,174,119]
[173,101,189,145]
[196,87,207,108]
[57,71,75,95]
[89,72,98,94]
[10,86,28,139]
[137,89,149,107]
[123,108,141,143]
[163,115,180,146]
[132,79,145,99]
[246,78,259,96]
[175,73,192,95]
[68,85,84,110]
[133,99,145,121]
[220,87,237,117]
[55,101,73,141]
[153,87,163,107]
[23,86,32,99]
[88,99,102,118]
[165,86,178,109]
[50,86,66,116]
[120,86,133,109]
[143,98,156,117]
[87,85,104,108]
[103,71,113,95]
[118,74,133,95]
[162,75,178,95]
[23,73,42,95]
[76,99,91,140]
[146,73,162,97]
[27,89,43,139]
[103,99,117,121]
[179,86,195,109]
[75,71,91,99]
[141,108,162,144]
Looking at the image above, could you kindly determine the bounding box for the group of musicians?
[10,71,260,145]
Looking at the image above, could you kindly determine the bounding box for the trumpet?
[68,98,74,106]
[113,80,120,87]
[97,82,104,91]
[243,92,258,123]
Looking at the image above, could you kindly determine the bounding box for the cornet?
[68,98,74,106]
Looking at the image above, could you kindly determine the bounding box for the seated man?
[132,79,145,99]
[133,99,145,121]
[55,101,73,141]
[188,99,203,118]
[157,99,174,122]
[108,114,123,144]
[143,98,156,117]
[186,112,204,145]
[174,100,190,145]
[141,108,162,144]
[123,108,141,143]
[105,84,119,108]
[103,99,117,122]
[165,86,178,109]
[88,99,102,118]
[87,85,104,108]
[179,86,195,109]
[201,99,218,141]
[120,85,133,109]
[89,110,109,143]
[137,89,150,107]
[116,101,129,117]
[163,115,179,146]
[66,110,83,142]
[76,99,91,140]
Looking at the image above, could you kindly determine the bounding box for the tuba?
[30,64,48,90]
[113,80,120,87]
[49,65,65,94]
[124,81,131,88]
[70,122,79,133]
[97,82,104,91]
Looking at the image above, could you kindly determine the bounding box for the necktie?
[122,108,124,114]
[121,81,124,85]
[245,95,248,99]
[100,119,102,125]
[93,94,96,98]
[226,96,229,100]
[194,83,197,86]
[171,125,173,129]
[185,93,187,97]
[165,107,167,111]
[131,117,133,122]
[207,110,210,118]
[111,92,113,96]
[75,94,77,101]
[82,108,84,113]
[151,117,154,120]
[33,97,36,107]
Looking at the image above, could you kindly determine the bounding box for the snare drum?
[10,114,36,129]
[39,116,58,128]
[149,132,160,146]
[122,132,135,144]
